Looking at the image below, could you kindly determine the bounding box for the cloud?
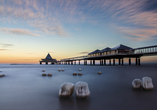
[0,28,40,36]
[10,0,22,5]
[23,59,34,60]
[98,44,107,47]
[0,42,14,48]
[0,0,157,40]
[77,50,91,54]
[31,20,68,37]
[116,26,157,41]
[0,49,7,51]
[2,43,14,47]
[27,53,35,54]
[123,36,157,42]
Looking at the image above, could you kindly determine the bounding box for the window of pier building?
[111,50,116,55]
[96,53,100,56]
[107,51,110,55]
[103,52,106,55]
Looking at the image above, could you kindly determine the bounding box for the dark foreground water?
[0,64,157,110]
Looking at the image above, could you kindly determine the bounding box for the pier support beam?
[46,62,48,65]
[113,59,115,65]
[104,59,106,65]
[138,58,140,66]
[119,58,121,65]
[100,60,101,65]
[93,60,95,65]
[136,58,137,65]
[90,60,92,65]
[122,59,123,65]
[74,61,76,65]
[84,60,86,65]
[129,58,131,65]
[79,60,80,65]
[71,61,73,65]
[109,59,111,65]
[40,62,42,65]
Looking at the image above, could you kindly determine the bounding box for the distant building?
[39,53,57,65]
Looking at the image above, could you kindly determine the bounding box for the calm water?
[0,64,157,110]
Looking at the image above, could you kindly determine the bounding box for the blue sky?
[0,0,157,63]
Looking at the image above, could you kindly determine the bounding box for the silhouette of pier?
[39,53,57,65]
[58,44,157,66]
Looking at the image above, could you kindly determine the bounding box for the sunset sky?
[0,0,157,64]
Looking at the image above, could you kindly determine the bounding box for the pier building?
[39,53,57,65]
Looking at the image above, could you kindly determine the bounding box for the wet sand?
[0,64,157,110]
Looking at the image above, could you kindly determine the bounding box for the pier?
[58,44,157,66]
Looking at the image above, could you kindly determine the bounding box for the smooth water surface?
[0,64,157,110]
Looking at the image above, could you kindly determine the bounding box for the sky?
[0,0,157,64]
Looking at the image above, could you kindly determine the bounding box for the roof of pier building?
[45,53,53,59]
[101,47,111,52]
[88,44,133,55]
[88,49,101,55]
[111,44,133,51]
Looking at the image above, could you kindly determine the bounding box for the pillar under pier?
[122,59,123,65]
[113,59,115,65]
[93,60,95,65]
[138,58,140,66]
[74,61,76,65]
[104,59,106,65]
[136,58,137,65]
[129,58,131,65]
[90,60,92,65]
[119,58,121,65]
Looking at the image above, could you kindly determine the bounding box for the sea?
[0,64,157,110]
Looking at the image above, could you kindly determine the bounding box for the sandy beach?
[0,64,157,110]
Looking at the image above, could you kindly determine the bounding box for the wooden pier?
[58,44,157,66]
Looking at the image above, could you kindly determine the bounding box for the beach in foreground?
[0,64,157,110]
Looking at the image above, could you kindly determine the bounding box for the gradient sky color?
[0,0,157,64]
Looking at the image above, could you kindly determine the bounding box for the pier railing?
[134,45,157,54]
[60,55,88,61]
